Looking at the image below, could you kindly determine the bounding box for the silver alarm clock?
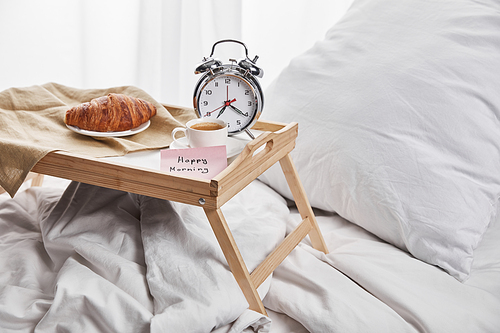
[193,39,264,139]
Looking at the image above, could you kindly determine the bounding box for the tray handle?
[212,122,298,202]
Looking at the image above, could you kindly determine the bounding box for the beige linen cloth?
[0,82,197,197]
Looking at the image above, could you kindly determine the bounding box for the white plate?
[170,137,246,158]
[66,121,151,137]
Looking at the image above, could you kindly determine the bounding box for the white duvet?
[266,208,500,332]
[0,179,287,333]
[1,178,500,332]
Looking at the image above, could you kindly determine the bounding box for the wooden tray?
[31,119,329,315]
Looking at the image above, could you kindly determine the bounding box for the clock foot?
[244,128,255,140]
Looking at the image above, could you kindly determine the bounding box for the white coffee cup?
[171,118,228,148]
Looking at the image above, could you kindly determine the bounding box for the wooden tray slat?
[32,150,218,207]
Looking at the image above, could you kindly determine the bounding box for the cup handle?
[171,127,189,147]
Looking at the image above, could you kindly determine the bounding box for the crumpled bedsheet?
[0,180,289,333]
[3,179,500,333]
[263,207,500,333]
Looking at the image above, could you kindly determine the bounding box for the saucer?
[169,137,246,158]
[66,121,150,137]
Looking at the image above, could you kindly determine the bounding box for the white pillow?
[259,0,500,281]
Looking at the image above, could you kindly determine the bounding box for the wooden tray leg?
[30,173,44,187]
[203,207,268,315]
[279,153,329,254]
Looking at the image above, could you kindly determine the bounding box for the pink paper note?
[160,145,227,179]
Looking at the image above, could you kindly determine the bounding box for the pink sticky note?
[160,145,227,179]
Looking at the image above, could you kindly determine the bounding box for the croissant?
[64,93,157,132]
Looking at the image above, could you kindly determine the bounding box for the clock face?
[196,74,259,134]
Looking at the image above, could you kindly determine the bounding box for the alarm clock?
[193,39,264,139]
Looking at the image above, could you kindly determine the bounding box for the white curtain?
[0,0,352,107]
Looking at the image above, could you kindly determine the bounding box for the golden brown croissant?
[64,93,157,132]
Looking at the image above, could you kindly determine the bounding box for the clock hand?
[206,103,225,116]
[228,104,249,117]
[217,105,227,118]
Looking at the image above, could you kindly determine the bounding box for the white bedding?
[1,177,500,332]
[266,206,500,332]
[0,178,287,333]
[2,0,500,331]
